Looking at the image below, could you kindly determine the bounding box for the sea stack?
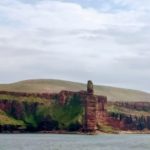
[84,80,97,132]
[87,80,94,95]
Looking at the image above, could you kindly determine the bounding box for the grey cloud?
[114,55,150,70]
[0,0,150,92]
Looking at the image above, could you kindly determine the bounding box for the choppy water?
[0,134,150,150]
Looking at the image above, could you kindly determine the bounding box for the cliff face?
[0,90,83,132]
[107,102,150,131]
[0,81,150,133]
[0,98,45,132]
[0,87,107,133]
[0,100,39,119]
[83,95,107,132]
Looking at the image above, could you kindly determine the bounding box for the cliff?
[107,102,150,131]
[0,80,150,133]
[0,81,107,133]
[0,90,84,132]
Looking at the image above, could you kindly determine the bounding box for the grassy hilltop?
[0,79,150,102]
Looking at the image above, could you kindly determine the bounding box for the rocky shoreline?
[1,129,150,135]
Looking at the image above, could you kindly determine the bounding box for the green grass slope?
[0,110,25,126]
[0,79,150,102]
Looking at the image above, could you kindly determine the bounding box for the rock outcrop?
[83,81,107,132]
[87,80,94,95]
[107,102,150,131]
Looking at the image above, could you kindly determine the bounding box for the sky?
[0,0,150,92]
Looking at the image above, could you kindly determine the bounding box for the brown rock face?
[84,95,97,132]
[107,102,150,130]
[58,91,75,105]
[0,100,39,119]
[84,81,107,132]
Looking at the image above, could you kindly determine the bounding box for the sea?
[0,134,150,150]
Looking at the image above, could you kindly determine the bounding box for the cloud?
[0,0,150,92]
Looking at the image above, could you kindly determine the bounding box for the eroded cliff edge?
[0,81,150,133]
